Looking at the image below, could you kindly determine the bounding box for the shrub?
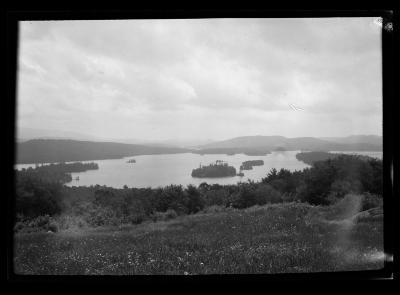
[329,179,363,198]
[201,205,227,214]
[52,215,88,231]
[16,183,63,218]
[87,206,118,226]
[48,221,58,232]
[14,221,25,232]
[361,193,383,211]
[254,184,283,204]
[151,209,178,222]
[14,214,59,233]
[203,189,230,207]
[228,184,258,209]
[127,212,147,224]
[185,185,205,213]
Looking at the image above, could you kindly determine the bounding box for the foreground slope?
[14,200,383,275]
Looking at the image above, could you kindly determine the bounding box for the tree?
[185,185,205,213]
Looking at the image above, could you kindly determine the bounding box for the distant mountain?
[319,135,382,146]
[16,139,192,164]
[197,135,382,152]
[17,127,105,142]
[109,138,216,148]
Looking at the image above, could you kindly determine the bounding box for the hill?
[16,139,191,164]
[319,135,382,146]
[197,135,382,152]
[14,201,383,274]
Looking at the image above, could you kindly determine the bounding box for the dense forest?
[296,151,375,166]
[14,154,383,232]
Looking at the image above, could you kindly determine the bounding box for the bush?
[14,221,25,232]
[361,193,383,211]
[254,184,283,204]
[151,209,178,222]
[14,214,58,233]
[16,182,63,218]
[203,189,230,207]
[48,221,59,232]
[228,184,258,209]
[329,179,363,198]
[185,185,205,213]
[127,212,147,224]
[52,215,88,231]
[87,206,118,226]
[201,205,227,214]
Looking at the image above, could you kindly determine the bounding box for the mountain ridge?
[196,135,382,151]
[16,139,192,164]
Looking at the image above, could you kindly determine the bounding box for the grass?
[13,201,384,275]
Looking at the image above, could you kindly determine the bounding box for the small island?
[191,160,236,178]
[126,159,136,163]
[240,160,264,170]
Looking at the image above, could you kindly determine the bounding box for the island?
[240,160,264,170]
[191,160,237,178]
[127,159,136,163]
[17,162,99,184]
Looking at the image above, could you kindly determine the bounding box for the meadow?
[14,197,384,275]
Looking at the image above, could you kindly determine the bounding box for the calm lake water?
[15,151,382,189]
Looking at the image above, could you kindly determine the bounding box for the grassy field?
[14,199,384,275]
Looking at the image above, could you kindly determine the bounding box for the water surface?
[15,151,382,188]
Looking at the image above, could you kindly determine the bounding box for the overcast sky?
[17,18,382,141]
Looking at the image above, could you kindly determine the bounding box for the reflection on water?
[14,151,382,189]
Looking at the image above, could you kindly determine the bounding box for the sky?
[17,18,383,142]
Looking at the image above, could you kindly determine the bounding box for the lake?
[15,151,382,189]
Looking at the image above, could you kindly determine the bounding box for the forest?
[14,154,383,232]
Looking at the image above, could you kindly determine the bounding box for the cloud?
[17,18,382,140]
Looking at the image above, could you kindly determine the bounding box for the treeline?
[296,152,340,165]
[17,162,99,184]
[295,151,375,166]
[15,154,383,231]
[262,154,382,205]
[15,162,99,219]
